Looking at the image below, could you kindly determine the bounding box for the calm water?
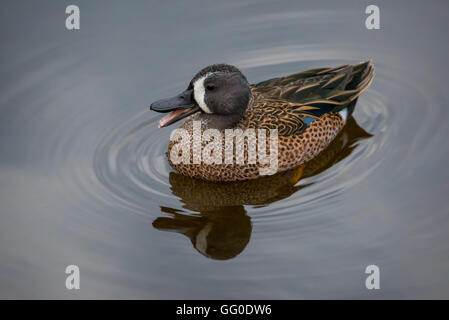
[1,0,449,299]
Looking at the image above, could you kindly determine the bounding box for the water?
[1,0,448,299]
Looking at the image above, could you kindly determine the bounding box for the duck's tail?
[312,60,374,118]
[343,60,375,118]
[296,60,374,121]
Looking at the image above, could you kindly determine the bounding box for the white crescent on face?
[195,222,213,257]
[193,73,213,114]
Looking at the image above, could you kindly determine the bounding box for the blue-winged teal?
[150,61,374,182]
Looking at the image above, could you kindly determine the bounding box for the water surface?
[1,0,449,298]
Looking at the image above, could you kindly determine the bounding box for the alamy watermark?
[365,265,380,290]
[65,265,80,290]
[169,121,279,175]
[365,5,380,30]
[65,5,80,30]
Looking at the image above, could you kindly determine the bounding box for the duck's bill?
[150,89,200,128]
[156,105,200,128]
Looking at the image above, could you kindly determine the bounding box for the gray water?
[1,0,449,299]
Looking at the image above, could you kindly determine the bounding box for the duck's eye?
[206,84,216,91]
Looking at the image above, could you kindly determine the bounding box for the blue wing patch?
[303,116,316,126]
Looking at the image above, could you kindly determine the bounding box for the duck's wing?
[253,61,373,104]
[250,61,374,135]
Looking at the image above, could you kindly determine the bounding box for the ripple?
[93,112,175,214]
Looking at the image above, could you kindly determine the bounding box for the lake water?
[1,0,448,299]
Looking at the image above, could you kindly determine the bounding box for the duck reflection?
[152,118,372,260]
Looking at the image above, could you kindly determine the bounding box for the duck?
[150,61,374,182]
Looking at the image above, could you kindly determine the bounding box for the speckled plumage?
[167,61,374,181]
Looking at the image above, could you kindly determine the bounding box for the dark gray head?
[150,64,250,128]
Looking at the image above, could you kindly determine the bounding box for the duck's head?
[150,64,250,129]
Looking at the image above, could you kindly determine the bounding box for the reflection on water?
[154,118,371,260]
[155,205,252,260]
